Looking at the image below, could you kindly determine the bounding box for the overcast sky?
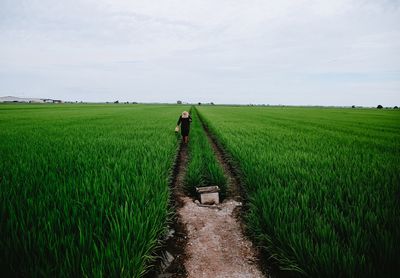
[0,0,399,106]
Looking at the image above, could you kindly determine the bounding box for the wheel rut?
[149,111,268,278]
[146,142,189,278]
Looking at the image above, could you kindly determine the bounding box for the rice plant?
[0,104,188,277]
[184,107,227,198]
[197,106,400,277]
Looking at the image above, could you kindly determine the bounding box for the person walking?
[176,111,192,144]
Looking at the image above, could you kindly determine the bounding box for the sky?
[0,0,399,106]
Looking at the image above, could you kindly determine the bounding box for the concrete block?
[196,186,220,205]
[200,192,219,205]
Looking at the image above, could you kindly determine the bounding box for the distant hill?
[0,96,62,103]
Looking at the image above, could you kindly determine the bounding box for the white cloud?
[0,0,399,105]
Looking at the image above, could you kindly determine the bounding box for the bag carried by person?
[175,126,179,132]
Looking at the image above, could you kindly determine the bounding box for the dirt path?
[150,120,267,277]
[187,114,266,278]
[180,197,264,278]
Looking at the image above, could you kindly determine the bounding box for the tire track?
[149,108,270,278]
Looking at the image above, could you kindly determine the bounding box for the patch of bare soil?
[180,197,265,278]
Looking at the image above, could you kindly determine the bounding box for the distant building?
[0,96,45,103]
[0,96,66,103]
[42,99,63,103]
[30,99,45,103]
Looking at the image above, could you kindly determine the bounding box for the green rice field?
[0,104,188,277]
[1,103,399,277]
[197,106,400,277]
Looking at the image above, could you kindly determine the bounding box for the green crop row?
[0,104,188,277]
[184,107,227,198]
[197,106,400,277]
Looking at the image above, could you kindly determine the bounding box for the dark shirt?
[177,115,192,136]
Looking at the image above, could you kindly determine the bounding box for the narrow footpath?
[151,115,267,278]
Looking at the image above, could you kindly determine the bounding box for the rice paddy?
[197,106,400,277]
[0,104,188,277]
[1,103,399,277]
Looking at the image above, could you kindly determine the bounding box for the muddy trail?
[149,116,269,278]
